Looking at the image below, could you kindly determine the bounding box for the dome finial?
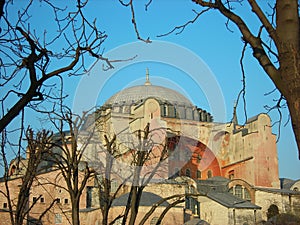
[145,68,151,86]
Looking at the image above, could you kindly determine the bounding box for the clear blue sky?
[5,1,300,179]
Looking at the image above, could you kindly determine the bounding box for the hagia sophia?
[1,71,300,225]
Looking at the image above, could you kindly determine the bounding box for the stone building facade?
[0,72,299,225]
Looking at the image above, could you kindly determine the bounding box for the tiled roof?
[197,177,230,193]
[196,177,260,209]
[255,186,300,195]
[206,191,261,209]
[280,178,300,190]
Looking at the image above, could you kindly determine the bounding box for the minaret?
[233,100,238,130]
[144,68,151,86]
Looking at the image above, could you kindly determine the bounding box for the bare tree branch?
[119,0,151,43]
[157,8,210,37]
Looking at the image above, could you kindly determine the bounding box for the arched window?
[186,168,191,177]
[86,187,92,208]
[207,170,212,178]
[293,187,299,192]
[229,185,251,201]
[197,170,201,179]
[244,188,251,200]
[10,165,16,176]
[235,185,243,199]
[196,154,202,163]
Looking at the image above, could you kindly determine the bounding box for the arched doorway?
[267,204,279,220]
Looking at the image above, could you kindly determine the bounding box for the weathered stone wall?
[199,199,229,225]
[254,189,300,221]
[199,198,260,225]
[232,208,259,225]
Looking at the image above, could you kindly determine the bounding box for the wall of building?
[215,114,279,188]
[0,168,94,225]
[200,198,259,225]
[231,208,259,225]
[200,199,229,225]
[254,189,300,221]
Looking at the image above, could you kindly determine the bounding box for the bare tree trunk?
[100,177,111,225]
[71,196,81,225]
[283,87,300,158]
[127,149,146,225]
[15,191,29,225]
[276,0,300,158]
[128,187,140,225]
[102,208,109,225]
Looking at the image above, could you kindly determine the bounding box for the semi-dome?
[105,84,193,107]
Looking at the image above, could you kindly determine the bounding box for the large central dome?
[105,70,193,107]
[105,84,193,107]
[99,70,213,123]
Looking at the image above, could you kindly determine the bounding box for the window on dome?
[186,107,193,120]
[163,104,168,116]
[174,106,177,117]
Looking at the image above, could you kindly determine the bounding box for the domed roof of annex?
[104,70,193,107]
